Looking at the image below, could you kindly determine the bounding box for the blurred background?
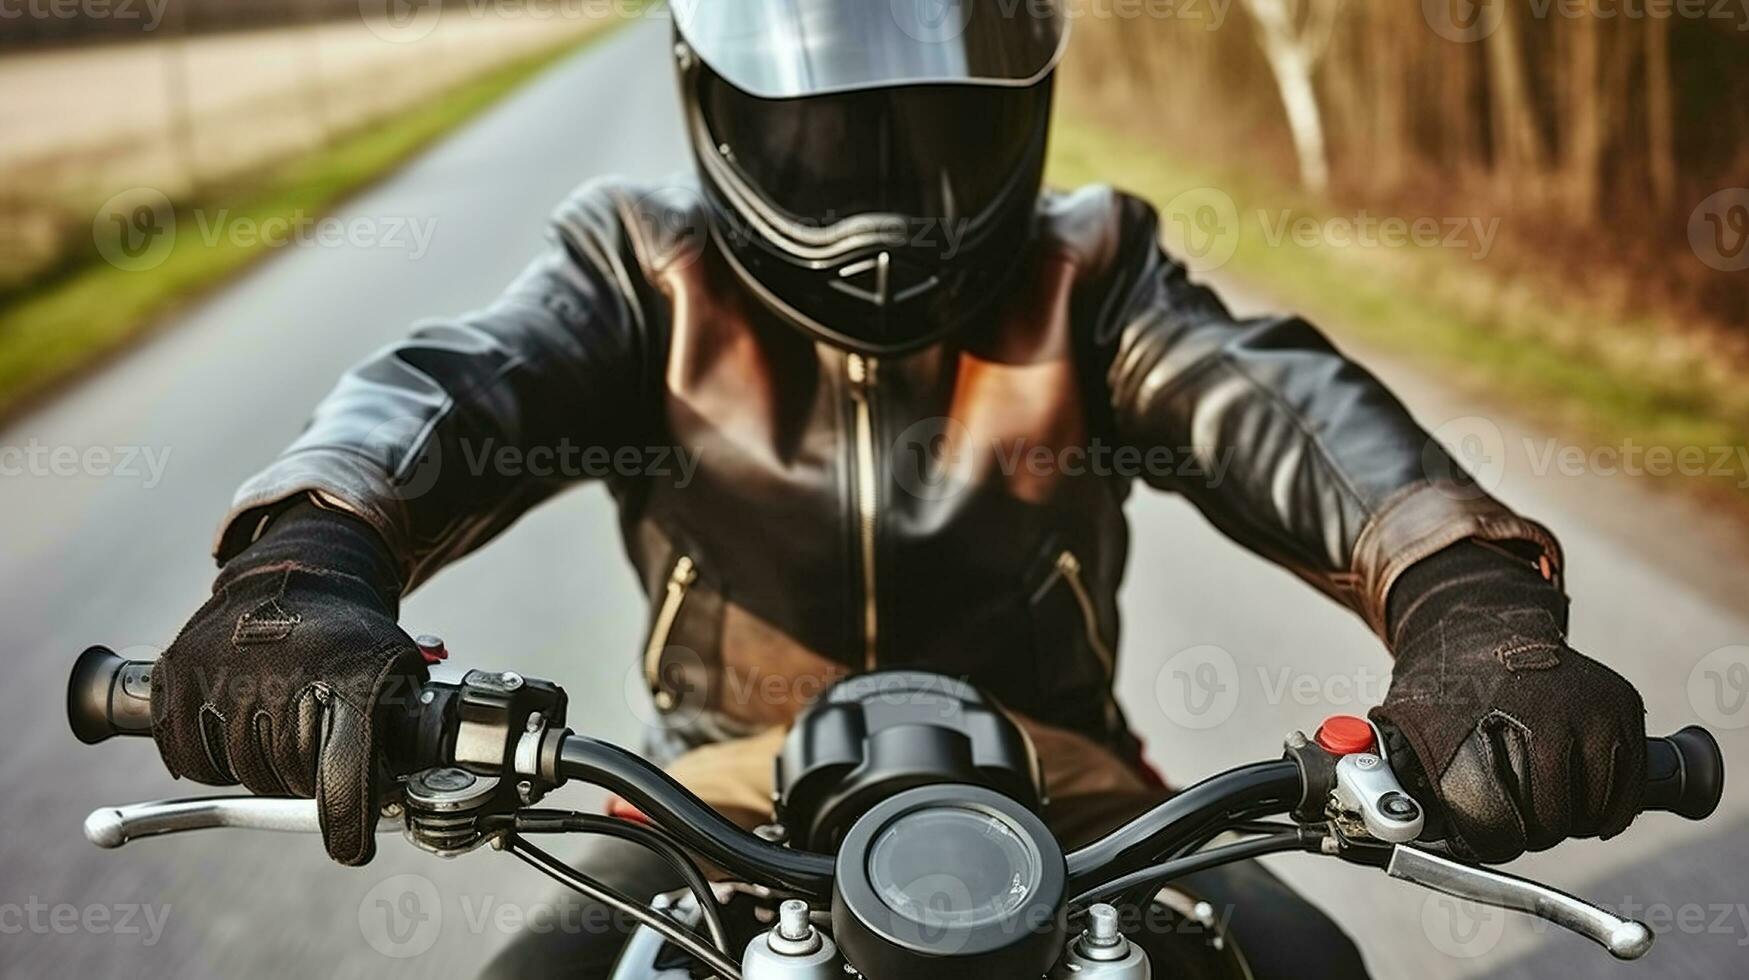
[1,2,1746,978]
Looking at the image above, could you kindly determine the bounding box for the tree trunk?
[1645,14,1676,210]
[1484,0,1545,200]
[1241,0,1336,193]
[1563,12,1604,220]
[1367,6,1409,192]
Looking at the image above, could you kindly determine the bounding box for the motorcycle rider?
[145,2,1648,975]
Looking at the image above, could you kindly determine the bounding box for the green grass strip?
[1047,114,1749,509]
[0,23,621,423]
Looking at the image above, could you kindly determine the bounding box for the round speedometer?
[868,805,1041,928]
[832,785,1066,980]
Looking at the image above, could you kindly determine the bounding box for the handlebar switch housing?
[402,767,503,857]
[1282,731,1339,823]
[452,669,567,778]
[1331,753,1425,843]
[394,669,568,854]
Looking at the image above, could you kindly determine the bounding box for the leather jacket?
[215,177,1561,769]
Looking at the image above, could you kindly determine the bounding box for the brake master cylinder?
[1052,904,1151,979]
[743,900,842,980]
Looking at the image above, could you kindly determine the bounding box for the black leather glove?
[1371,540,1645,863]
[151,499,426,866]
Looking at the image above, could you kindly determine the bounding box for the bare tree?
[1485,0,1547,202]
[1239,0,1345,193]
[1644,14,1675,209]
[1561,11,1605,219]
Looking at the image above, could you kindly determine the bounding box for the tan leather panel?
[717,601,850,729]
[662,711,1158,840]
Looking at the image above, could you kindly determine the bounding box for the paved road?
[3,18,1746,979]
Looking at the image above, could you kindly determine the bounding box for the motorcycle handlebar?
[68,646,1728,825]
[67,646,153,744]
[1642,726,1726,820]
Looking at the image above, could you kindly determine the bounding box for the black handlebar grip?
[1642,727,1725,820]
[67,646,154,745]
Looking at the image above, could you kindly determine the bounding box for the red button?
[1315,715,1376,755]
[415,634,449,665]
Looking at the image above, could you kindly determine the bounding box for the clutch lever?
[84,797,400,849]
[1385,844,1654,960]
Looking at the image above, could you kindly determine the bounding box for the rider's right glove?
[1371,539,1645,864]
[150,497,426,866]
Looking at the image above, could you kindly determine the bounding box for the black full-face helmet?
[672,0,1068,355]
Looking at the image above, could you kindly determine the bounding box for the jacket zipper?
[1053,550,1121,729]
[847,353,880,671]
[644,554,696,711]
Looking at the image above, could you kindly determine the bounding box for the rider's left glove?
[1371,540,1646,863]
[150,498,426,866]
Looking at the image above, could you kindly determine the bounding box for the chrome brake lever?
[1386,845,1654,960]
[83,797,399,849]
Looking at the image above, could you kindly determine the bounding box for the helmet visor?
[673,0,1068,99]
[700,73,1050,229]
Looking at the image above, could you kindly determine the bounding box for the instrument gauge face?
[867,805,1041,930]
[832,785,1066,980]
